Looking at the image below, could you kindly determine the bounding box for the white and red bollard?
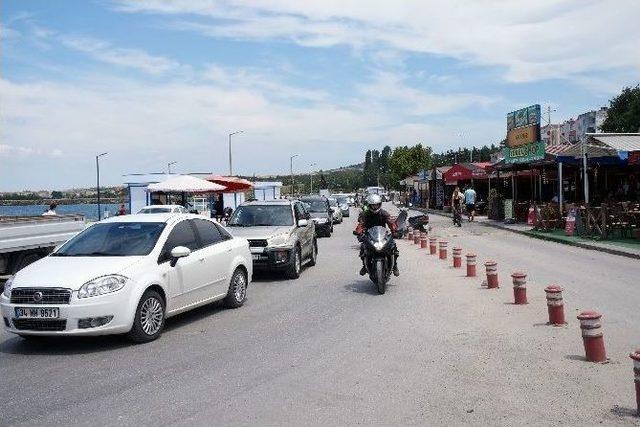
[452,246,462,268]
[420,233,428,249]
[407,227,414,241]
[429,237,437,255]
[413,231,421,245]
[544,285,566,325]
[511,272,527,304]
[438,240,448,260]
[577,311,607,363]
[466,253,477,277]
[484,260,499,289]
[630,349,640,416]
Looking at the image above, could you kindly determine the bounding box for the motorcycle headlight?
[373,242,386,251]
[78,275,128,299]
[268,233,290,246]
[2,276,14,298]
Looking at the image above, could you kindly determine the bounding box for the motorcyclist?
[354,194,400,277]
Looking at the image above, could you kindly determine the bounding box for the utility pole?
[546,105,557,144]
[309,162,317,194]
[290,154,299,196]
[96,152,108,221]
[228,130,243,175]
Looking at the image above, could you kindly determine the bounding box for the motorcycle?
[360,211,406,294]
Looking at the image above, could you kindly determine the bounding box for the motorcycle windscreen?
[367,225,390,244]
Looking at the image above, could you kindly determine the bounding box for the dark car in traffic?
[299,196,333,237]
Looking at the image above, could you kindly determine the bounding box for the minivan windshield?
[53,222,166,256]
[336,197,348,205]
[328,198,338,207]
[228,205,294,227]
[301,199,328,213]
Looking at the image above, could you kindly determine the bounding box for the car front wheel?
[224,268,248,308]
[127,290,165,343]
[286,247,302,279]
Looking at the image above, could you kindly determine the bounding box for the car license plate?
[252,254,265,260]
[14,307,60,319]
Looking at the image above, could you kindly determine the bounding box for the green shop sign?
[503,141,545,164]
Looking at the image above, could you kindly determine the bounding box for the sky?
[1,0,639,191]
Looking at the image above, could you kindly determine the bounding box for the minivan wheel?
[224,268,248,308]
[308,239,318,266]
[127,290,165,343]
[286,247,302,279]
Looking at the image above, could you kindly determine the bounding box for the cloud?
[356,71,496,116]
[59,35,181,75]
[112,0,640,84]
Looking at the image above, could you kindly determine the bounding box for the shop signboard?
[504,104,544,164]
[507,124,538,147]
[503,141,545,164]
[565,205,577,236]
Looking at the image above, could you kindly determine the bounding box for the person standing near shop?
[463,185,477,222]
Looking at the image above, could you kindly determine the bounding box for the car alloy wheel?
[233,271,247,302]
[140,296,164,336]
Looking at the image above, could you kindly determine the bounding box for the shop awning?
[442,163,489,183]
[204,175,253,192]
[586,133,640,152]
[147,175,226,193]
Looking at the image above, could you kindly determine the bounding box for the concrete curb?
[415,207,640,261]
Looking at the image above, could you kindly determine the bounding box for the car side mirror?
[170,246,191,267]
[297,219,308,227]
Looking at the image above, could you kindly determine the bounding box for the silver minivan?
[226,200,317,279]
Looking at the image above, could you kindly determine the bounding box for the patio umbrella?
[204,175,253,192]
[147,175,226,193]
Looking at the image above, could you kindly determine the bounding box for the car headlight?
[78,275,128,299]
[2,276,14,298]
[268,233,290,246]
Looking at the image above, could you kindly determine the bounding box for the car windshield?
[139,207,171,213]
[328,199,338,207]
[336,197,348,205]
[301,199,328,212]
[53,222,166,256]
[228,205,294,226]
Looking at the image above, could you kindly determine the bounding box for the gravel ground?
[0,203,638,426]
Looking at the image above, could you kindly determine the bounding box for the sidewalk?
[418,207,640,260]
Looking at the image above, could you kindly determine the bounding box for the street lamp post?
[96,152,108,221]
[167,161,177,174]
[228,130,243,175]
[309,162,317,194]
[290,154,299,196]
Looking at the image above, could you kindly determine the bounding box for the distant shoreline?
[0,198,124,206]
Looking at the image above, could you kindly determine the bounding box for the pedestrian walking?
[463,185,477,222]
[451,187,463,227]
[117,204,127,216]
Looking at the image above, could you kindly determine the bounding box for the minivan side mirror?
[297,219,308,227]
[170,246,191,267]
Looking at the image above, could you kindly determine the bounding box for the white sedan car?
[0,213,252,343]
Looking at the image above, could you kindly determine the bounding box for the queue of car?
[0,195,352,343]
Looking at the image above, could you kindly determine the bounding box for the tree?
[388,143,432,188]
[600,85,640,132]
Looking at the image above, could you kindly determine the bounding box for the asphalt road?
[1,204,639,426]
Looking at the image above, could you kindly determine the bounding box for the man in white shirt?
[463,186,477,222]
[42,203,57,216]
